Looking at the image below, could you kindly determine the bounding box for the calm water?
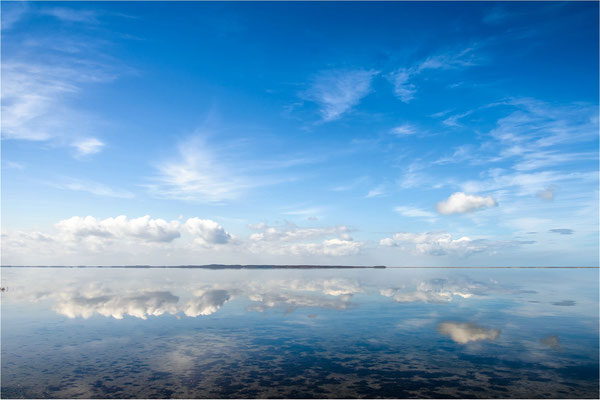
[1,267,598,399]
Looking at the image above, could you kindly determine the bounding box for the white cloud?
[436,192,497,215]
[365,185,386,198]
[50,178,134,198]
[390,123,417,136]
[379,231,486,257]
[442,110,473,127]
[255,238,362,257]
[247,222,362,257]
[71,137,104,155]
[490,98,597,148]
[1,9,121,156]
[149,139,253,202]
[283,207,323,217]
[185,218,232,245]
[437,322,500,344]
[249,222,352,242]
[394,206,436,219]
[306,69,378,121]
[460,170,597,197]
[389,69,416,102]
[40,7,99,23]
[2,161,25,170]
[56,215,182,243]
[389,47,479,102]
[1,2,29,31]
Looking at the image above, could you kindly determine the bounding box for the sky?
[1,1,598,266]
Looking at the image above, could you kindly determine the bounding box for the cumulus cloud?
[3,215,367,264]
[247,222,362,257]
[185,218,232,245]
[436,192,498,215]
[183,290,230,317]
[437,322,500,344]
[380,231,485,257]
[56,215,182,243]
[305,69,378,121]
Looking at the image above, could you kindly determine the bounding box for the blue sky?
[1,1,598,266]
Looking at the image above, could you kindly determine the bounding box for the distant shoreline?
[1,264,387,269]
[1,265,598,269]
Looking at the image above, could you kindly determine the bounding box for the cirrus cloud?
[305,69,379,122]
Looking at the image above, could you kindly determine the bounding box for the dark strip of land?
[1,264,387,269]
[1,265,598,269]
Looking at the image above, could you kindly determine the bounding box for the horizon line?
[1,265,598,269]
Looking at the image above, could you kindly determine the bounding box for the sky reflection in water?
[1,268,598,398]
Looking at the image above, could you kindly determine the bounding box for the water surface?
[1,267,598,398]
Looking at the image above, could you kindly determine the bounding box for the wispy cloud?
[394,206,436,219]
[389,46,480,103]
[40,7,99,23]
[71,137,105,156]
[442,110,473,127]
[365,185,386,198]
[305,69,379,121]
[1,6,123,157]
[331,176,368,192]
[148,138,255,203]
[2,160,25,170]
[283,207,323,217]
[389,123,417,136]
[49,178,134,198]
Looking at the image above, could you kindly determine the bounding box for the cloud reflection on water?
[437,321,501,344]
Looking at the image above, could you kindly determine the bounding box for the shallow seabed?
[1,267,598,398]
